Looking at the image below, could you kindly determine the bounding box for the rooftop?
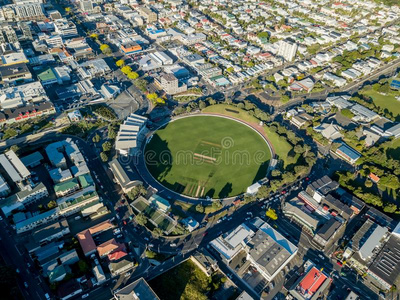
[114,278,160,300]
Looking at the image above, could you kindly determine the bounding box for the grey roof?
[316,218,341,241]
[368,235,400,287]
[322,194,352,220]
[0,63,30,77]
[20,151,44,167]
[284,198,320,231]
[248,230,291,277]
[114,278,159,300]
[386,123,400,137]
[108,158,139,190]
[31,219,69,243]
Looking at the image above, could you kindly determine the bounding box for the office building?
[278,39,298,62]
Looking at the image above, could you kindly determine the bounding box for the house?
[190,249,218,277]
[313,123,342,141]
[56,280,82,300]
[109,257,135,277]
[181,217,199,232]
[97,238,124,257]
[16,208,59,233]
[113,278,160,299]
[67,110,83,122]
[76,220,114,256]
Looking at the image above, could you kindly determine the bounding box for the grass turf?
[145,115,271,198]
[203,104,295,167]
[361,89,400,119]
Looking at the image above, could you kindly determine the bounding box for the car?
[81,294,89,299]
[24,282,28,288]
[281,190,286,194]
[245,217,250,221]
[124,272,131,277]
[45,293,51,300]
[217,219,222,224]
[148,243,154,247]
[318,254,325,260]
[144,237,150,241]
[170,243,177,247]
[116,234,123,239]
[16,269,20,273]
[203,232,208,236]
[113,229,121,235]
[246,212,252,215]
[94,259,99,265]
[336,261,343,267]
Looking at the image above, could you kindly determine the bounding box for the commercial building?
[190,249,218,277]
[0,150,30,183]
[0,81,48,109]
[26,219,70,252]
[278,39,297,62]
[115,113,148,156]
[312,218,344,251]
[368,233,400,291]
[20,151,44,168]
[283,198,320,234]
[137,6,157,23]
[80,0,93,12]
[246,223,298,282]
[288,260,332,300]
[109,158,142,193]
[155,73,187,95]
[335,143,361,165]
[14,3,45,20]
[120,42,142,55]
[0,63,32,84]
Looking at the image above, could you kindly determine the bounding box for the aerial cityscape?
[0,0,399,299]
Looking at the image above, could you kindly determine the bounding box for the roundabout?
[143,115,272,199]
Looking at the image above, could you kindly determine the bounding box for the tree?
[145,250,156,259]
[108,129,116,140]
[121,65,132,75]
[341,108,355,119]
[127,184,147,200]
[208,98,217,105]
[212,200,222,210]
[294,144,304,154]
[266,208,278,220]
[47,200,57,209]
[226,67,234,73]
[90,33,99,40]
[9,145,19,154]
[195,204,205,213]
[198,100,207,110]
[257,32,269,39]
[116,59,125,67]
[146,93,158,101]
[365,179,373,188]
[280,95,290,103]
[153,227,163,237]
[135,213,147,226]
[127,71,139,80]
[78,260,90,274]
[100,44,111,55]
[256,185,269,199]
[100,152,108,162]
[271,169,281,177]
[92,134,101,143]
[384,203,397,213]
[102,141,112,152]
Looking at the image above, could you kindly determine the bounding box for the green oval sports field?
[144,115,271,198]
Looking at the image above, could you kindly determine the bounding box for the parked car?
[81,294,89,299]
[24,282,28,288]
[170,243,177,247]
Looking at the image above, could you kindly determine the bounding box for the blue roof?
[390,79,400,89]
[337,144,361,161]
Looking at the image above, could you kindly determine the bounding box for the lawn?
[361,89,400,118]
[145,115,271,198]
[149,260,213,300]
[203,104,294,167]
[203,103,260,123]
[385,138,400,160]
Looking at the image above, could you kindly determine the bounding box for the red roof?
[369,173,380,183]
[299,267,328,295]
[108,250,128,261]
